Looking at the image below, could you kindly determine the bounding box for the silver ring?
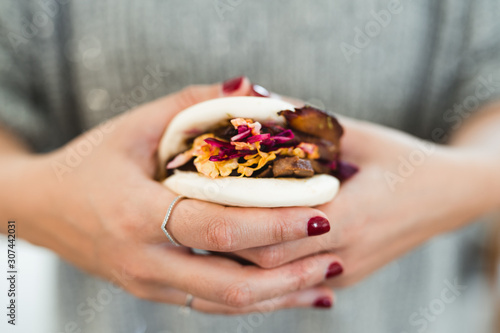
[161,195,185,246]
[180,293,194,315]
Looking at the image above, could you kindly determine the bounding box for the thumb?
[165,76,254,118]
[125,76,253,132]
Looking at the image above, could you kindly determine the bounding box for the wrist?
[0,154,35,233]
[477,153,500,210]
[0,153,59,242]
[414,145,498,237]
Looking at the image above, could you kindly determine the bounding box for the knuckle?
[256,246,285,269]
[270,217,289,242]
[222,282,253,308]
[289,260,315,290]
[204,216,237,251]
[268,208,304,242]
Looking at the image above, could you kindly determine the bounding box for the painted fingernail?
[251,84,270,97]
[222,76,244,94]
[325,262,343,279]
[307,216,330,236]
[313,297,333,308]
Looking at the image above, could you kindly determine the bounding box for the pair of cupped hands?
[21,77,488,314]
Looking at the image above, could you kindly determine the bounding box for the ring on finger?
[161,195,185,246]
[180,293,194,315]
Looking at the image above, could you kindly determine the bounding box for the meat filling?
[165,106,358,180]
[272,156,315,178]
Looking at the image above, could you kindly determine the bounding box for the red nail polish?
[326,262,343,279]
[223,76,244,94]
[313,297,333,308]
[251,84,270,97]
[307,216,330,236]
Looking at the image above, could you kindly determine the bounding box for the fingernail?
[325,262,343,279]
[313,297,333,308]
[222,76,244,94]
[307,216,330,236]
[251,84,270,97]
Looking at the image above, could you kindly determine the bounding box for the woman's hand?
[3,79,342,314]
[235,116,497,287]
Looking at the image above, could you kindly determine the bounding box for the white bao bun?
[158,97,339,207]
